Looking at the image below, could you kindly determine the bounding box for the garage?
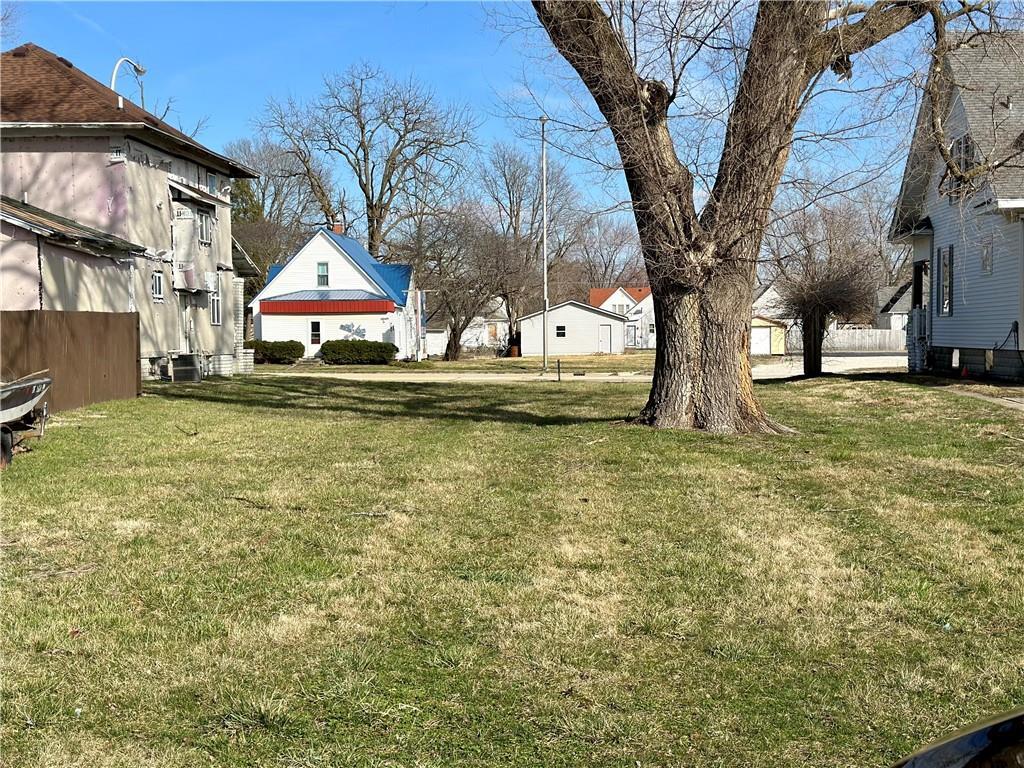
[751,316,786,356]
[518,301,627,356]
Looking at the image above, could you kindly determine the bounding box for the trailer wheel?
[0,428,13,469]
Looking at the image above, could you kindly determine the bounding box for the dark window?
[948,135,978,200]
[938,246,953,316]
[556,325,566,338]
[311,321,321,345]
[649,323,656,334]
[981,236,993,275]
[317,262,329,287]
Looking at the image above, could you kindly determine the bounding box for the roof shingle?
[1,43,255,178]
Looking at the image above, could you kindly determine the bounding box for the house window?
[207,173,217,194]
[210,278,221,326]
[151,270,164,302]
[310,321,321,345]
[649,323,656,335]
[556,325,566,338]
[981,236,993,275]
[948,134,978,200]
[938,245,953,316]
[487,323,498,343]
[317,262,329,287]
[197,210,213,245]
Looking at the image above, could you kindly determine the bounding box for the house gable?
[891,32,1024,241]
[250,230,387,308]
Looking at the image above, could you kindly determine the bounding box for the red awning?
[261,299,395,315]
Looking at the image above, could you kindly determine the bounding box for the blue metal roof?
[262,289,388,302]
[322,228,411,306]
[266,263,284,284]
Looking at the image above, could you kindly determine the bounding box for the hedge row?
[244,339,305,364]
[320,339,397,365]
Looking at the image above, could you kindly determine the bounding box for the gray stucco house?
[890,31,1024,379]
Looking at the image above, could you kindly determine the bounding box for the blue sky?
[8,2,539,154]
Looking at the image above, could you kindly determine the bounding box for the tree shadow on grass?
[756,370,1024,392]
[147,375,623,427]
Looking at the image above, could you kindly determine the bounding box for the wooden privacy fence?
[786,326,907,354]
[1,310,140,413]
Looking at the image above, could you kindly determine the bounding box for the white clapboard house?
[890,31,1024,378]
[588,286,655,348]
[250,226,419,359]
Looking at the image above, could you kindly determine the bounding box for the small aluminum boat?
[1,372,51,425]
[1,371,51,467]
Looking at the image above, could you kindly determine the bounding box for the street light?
[540,115,549,373]
[110,57,146,108]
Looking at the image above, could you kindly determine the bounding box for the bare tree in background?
[532,0,1015,433]
[264,64,474,260]
[1,4,20,41]
[420,206,504,361]
[574,215,644,288]
[768,202,878,377]
[480,142,585,331]
[226,137,341,287]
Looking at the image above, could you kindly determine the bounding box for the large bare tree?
[532,0,1005,433]
[265,65,475,260]
[479,143,585,330]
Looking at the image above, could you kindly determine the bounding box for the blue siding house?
[890,32,1024,379]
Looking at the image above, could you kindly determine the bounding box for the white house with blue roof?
[249,225,420,359]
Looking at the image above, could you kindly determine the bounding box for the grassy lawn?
[256,351,779,375]
[3,375,1023,767]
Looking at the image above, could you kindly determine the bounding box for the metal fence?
[1,310,141,412]
[786,326,907,354]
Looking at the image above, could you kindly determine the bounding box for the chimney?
[332,223,344,235]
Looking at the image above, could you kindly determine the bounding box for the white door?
[751,326,772,356]
[599,324,612,354]
[626,325,637,347]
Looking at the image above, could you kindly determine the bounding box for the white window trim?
[151,270,165,303]
[316,262,329,288]
[197,210,213,246]
[210,278,222,326]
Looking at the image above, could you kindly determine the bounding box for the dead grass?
[2,374,1022,767]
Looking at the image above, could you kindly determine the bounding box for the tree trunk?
[802,309,827,377]
[636,275,776,431]
[533,0,931,433]
[444,317,473,361]
[444,330,463,362]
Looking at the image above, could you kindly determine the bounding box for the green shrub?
[244,339,305,364]
[319,339,398,365]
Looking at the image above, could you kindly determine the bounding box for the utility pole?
[540,115,549,373]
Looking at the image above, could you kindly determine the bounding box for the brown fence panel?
[1,310,140,413]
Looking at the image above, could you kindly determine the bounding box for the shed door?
[599,324,612,354]
[751,326,772,356]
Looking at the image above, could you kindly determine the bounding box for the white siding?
[922,98,1024,351]
[625,294,655,348]
[260,311,406,358]
[597,287,637,316]
[519,303,626,356]
[254,232,379,302]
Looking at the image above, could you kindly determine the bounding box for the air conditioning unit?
[173,262,201,292]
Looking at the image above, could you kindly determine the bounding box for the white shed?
[518,301,627,356]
